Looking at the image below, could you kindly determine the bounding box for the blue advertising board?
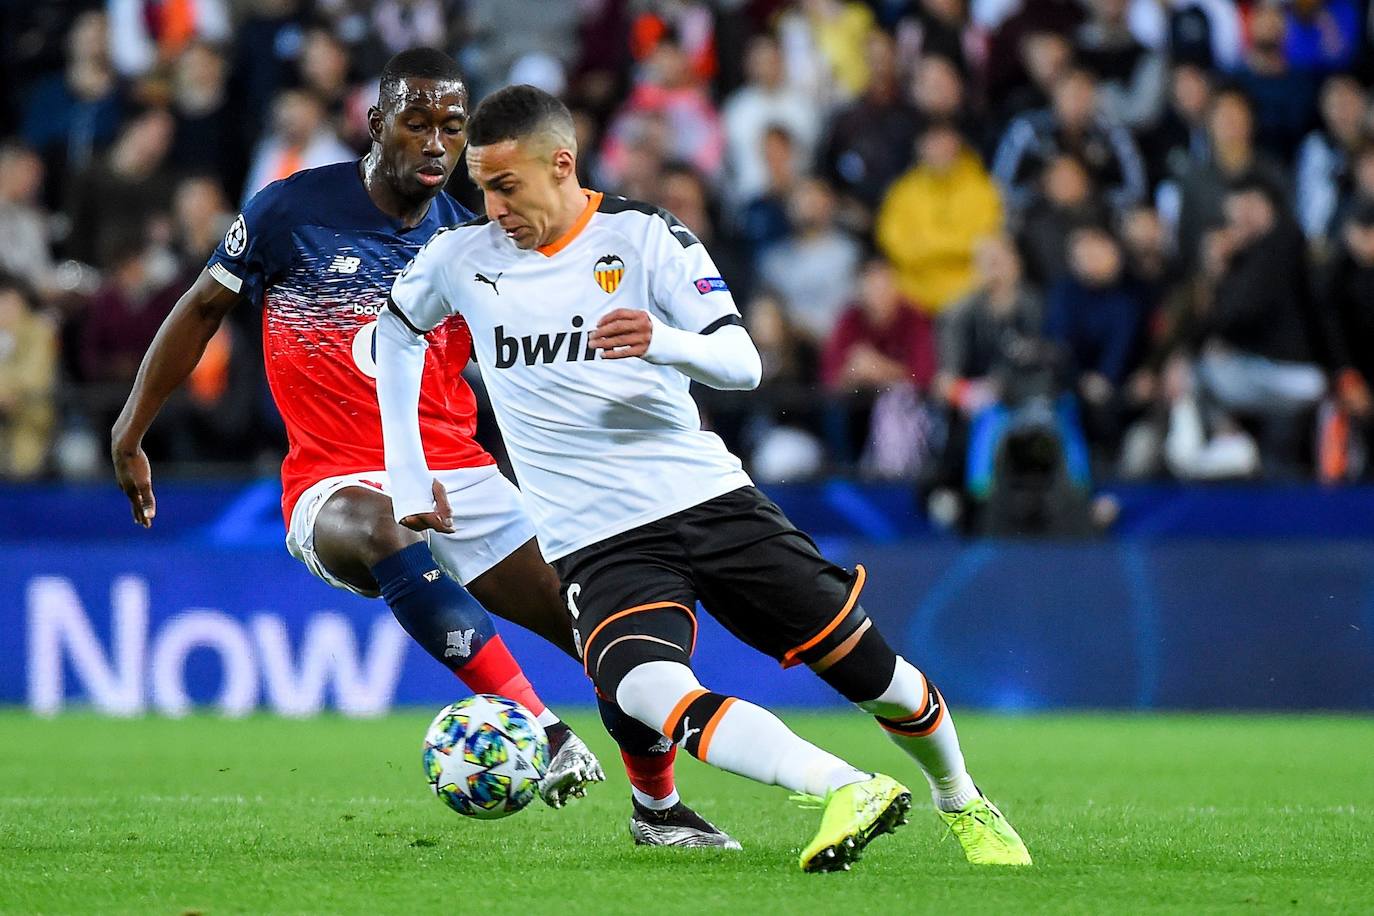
[4,519,1372,714]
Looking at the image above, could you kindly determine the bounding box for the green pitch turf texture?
[2,711,1371,914]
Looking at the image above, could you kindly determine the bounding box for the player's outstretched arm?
[111,270,241,527]
[589,308,762,390]
[374,305,453,533]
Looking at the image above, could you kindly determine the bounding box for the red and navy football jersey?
[206,161,492,522]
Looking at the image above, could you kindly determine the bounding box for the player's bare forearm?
[111,271,240,527]
[111,271,240,448]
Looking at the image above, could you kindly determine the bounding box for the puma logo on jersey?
[444,627,475,658]
[494,316,602,368]
[329,255,361,274]
[474,271,502,294]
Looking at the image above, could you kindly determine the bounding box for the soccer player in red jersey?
[111,49,735,846]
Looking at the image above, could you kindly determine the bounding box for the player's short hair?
[466,84,577,156]
[377,48,466,112]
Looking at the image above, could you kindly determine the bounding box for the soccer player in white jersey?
[376,84,1031,872]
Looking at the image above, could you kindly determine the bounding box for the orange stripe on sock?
[581,601,696,677]
[780,564,867,668]
[661,689,708,739]
[695,697,736,761]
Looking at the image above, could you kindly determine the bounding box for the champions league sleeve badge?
[224,214,248,258]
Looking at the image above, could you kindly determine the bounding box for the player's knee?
[611,659,701,736]
[808,608,900,704]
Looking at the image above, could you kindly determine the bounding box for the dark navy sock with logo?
[371,543,551,718]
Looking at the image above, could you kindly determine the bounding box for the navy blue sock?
[371,543,497,671]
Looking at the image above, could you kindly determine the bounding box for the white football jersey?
[389,191,754,560]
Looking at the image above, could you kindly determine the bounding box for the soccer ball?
[422,694,550,819]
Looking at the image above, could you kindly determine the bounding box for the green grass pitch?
[2,711,1371,914]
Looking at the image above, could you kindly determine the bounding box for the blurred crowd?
[6,0,1374,528]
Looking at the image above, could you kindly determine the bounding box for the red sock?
[454,635,547,717]
[621,746,677,800]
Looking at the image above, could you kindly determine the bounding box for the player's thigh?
[685,487,865,668]
[464,537,578,660]
[309,483,421,595]
[551,525,698,697]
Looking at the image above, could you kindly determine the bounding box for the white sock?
[860,657,977,812]
[703,699,869,797]
[536,709,561,728]
[631,786,680,810]
[616,660,867,797]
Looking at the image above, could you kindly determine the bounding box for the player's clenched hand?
[400,478,456,534]
[112,440,156,528]
[588,308,652,359]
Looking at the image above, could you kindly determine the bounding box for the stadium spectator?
[64,108,178,268]
[370,0,461,60]
[758,177,862,345]
[818,30,921,211]
[821,257,937,475]
[892,0,976,75]
[1316,197,1374,477]
[1194,180,1326,474]
[1164,0,1243,70]
[21,11,123,197]
[1140,62,1213,191]
[0,277,57,479]
[460,0,580,101]
[597,34,724,188]
[108,0,230,78]
[299,28,355,122]
[77,239,179,388]
[721,33,820,207]
[739,126,801,256]
[1045,224,1147,451]
[1295,75,1370,247]
[1282,0,1361,74]
[1074,0,1167,130]
[171,176,233,265]
[241,89,355,203]
[1017,153,1112,288]
[777,0,879,106]
[930,234,1046,515]
[822,257,937,395]
[1174,88,1290,270]
[877,120,1003,314]
[0,144,55,292]
[992,67,1147,215]
[910,54,974,142]
[1234,2,1320,163]
[169,41,237,196]
[984,0,1085,112]
[993,29,1074,131]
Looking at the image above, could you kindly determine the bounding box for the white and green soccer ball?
[422,694,550,819]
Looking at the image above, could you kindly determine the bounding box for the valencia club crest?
[594,254,625,294]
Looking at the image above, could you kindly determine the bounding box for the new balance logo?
[444,628,476,658]
[474,271,502,294]
[494,316,603,369]
[329,255,361,274]
[423,569,442,583]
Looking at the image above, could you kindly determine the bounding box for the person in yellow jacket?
[877,120,1004,315]
[0,278,56,478]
